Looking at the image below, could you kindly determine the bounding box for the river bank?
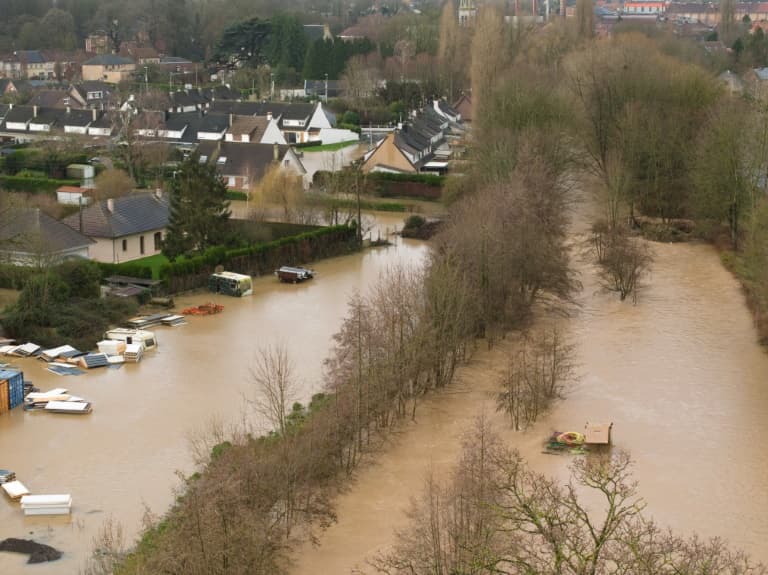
[289,234,768,573]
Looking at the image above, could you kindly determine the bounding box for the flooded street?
[0,213,426,573]
[290,238,768,573]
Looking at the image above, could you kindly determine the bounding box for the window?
[154,232,162,251]
[140,235,145,255]
[122,239,127,252]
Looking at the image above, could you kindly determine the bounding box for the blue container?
[0,369,25,410]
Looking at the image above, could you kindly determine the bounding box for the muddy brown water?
[289,239,768,573]
[2,210,768,574]
[0,213,424,574]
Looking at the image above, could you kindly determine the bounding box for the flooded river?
[2,209,768,574]
[290,238,768,573]
[0,213,426,574]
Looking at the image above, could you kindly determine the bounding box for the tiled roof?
[209,101,315,122]
[0,208,94,253]
[62,193,169,238]
[196,141,295,180]
[83,54,135,66]
[227,115,268,137]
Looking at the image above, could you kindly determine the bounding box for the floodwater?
[0,212,426,574]
[290,238,768,572]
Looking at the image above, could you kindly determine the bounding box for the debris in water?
[0,538,62,563]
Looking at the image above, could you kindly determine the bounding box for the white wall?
[318,127,359,145]
[88,228,165,263]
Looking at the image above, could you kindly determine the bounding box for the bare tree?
[250,343,297,436]
[373,422,766,575]
[496,326,576,430]
[590,223,653,302]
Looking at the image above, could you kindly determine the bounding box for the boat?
[275,266,315,283]
[208,271,253,297]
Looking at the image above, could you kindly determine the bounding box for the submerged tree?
[162,153,231,261]
[372,419,766,575]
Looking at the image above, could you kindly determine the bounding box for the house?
[0,208,94,265]
[361,106,454,174]
[196,140,307,191]
[458,0,478,26]
[69,82,118,110]
[225,115,269,143]
[452,93,472,123]
[432,99,461,123]
[0,105,104,140]
[85,32,110,54]
[304,79,341,99]
[62,192,169,263]
[82,55,136,84]
[621,1,665,17]
[209,101,357,145]
[303,24,334,43]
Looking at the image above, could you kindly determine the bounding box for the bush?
[342,110,360,125]
[404,214,426,230]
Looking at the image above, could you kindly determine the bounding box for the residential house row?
[361,99,465,174]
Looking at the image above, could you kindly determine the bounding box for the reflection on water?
[0,212,425,574]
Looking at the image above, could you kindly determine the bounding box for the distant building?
[85,32,110,55]
[82,54,136,84]
[458,0,478,26]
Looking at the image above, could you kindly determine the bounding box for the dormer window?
[216,156,226,165]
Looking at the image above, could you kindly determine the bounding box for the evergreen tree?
[163,154,231,261]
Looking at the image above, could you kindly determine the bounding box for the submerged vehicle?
[208,271,253,297]
[275,266,315,283]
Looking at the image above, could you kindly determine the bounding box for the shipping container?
[0,380,8,415]
[0,369,25,410]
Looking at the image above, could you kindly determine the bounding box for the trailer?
[275,266,315,283]
[208,271,253,297]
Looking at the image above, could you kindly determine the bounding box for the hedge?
[0,175,80,193]
[368,172,444,187]
[159,225,358,294]
[95,262,154,280]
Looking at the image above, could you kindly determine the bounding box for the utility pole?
[324,72,328,103]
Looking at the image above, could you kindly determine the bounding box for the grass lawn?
[130,253,170,279]
[300,140,361,152]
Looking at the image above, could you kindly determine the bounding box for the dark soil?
[0,538,62,563]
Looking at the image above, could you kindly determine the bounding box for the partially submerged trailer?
[275,266,315,283]
[103,328,157,350]
[208,271,253,296]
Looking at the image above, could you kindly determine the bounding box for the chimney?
[154,188,163,200]
[266,111,272,121]
[107,198,114,213]
[33,105,38,118]
[229,113,233,128]
[273,142,279,162]
[66,105,71,115]
[92,108,98,122]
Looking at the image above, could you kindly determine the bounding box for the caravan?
[208,271,253,297]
